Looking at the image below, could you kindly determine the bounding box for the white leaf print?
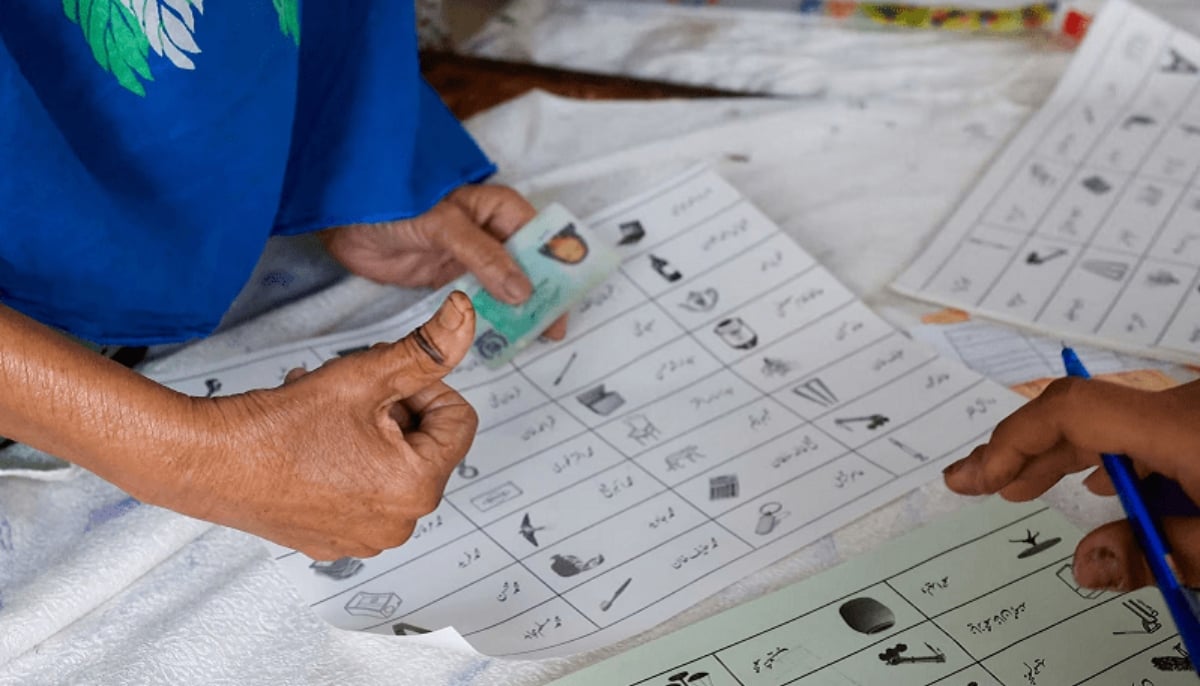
[125,0,203,70]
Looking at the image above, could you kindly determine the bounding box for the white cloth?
[9,3,1200,680]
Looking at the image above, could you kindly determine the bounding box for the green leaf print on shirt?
[272,0,299,45]
[65,1,298,96]
[63,0,154,96]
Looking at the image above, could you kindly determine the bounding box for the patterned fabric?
[0,1,495,346]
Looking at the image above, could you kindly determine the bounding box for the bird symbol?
[519,513,546,547]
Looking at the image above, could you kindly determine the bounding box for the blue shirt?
[0,1,495,345]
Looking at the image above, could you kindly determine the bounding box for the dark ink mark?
[84,496,140,532]
[204,378,222,397]
[840,597,896,634]
[457,462,479,479]
[335,345,369,358]
[1009,529,1062,559]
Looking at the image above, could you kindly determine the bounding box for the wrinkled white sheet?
[6,4,1196,682]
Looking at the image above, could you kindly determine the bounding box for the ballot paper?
[909,318,1192,389]
[893,0,1200,365]
[546,498,1193,686]
[154,167,1023,657]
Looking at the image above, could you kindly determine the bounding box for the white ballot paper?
[155,167,1023,658]
[894,0,1200,364]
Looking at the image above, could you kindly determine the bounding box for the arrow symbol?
[1026,248,1067,265]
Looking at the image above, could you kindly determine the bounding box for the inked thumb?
[379,291,475,398]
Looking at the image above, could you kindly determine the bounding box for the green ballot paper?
[451,204,619,369]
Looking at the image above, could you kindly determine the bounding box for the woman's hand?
[139,293,479,560]
[943,377,1200,591]
[322,184,567,340]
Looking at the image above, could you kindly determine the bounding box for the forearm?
[0,304,200,498]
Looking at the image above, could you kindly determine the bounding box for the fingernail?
[1076,546,1122,590]
[436,293,467,329]
[503,274,532,303]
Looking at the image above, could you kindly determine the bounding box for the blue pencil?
[1062,346,1200,671]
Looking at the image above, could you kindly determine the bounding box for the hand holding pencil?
[942,367,1200,593]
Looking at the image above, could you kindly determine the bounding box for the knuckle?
[415,491,443,517]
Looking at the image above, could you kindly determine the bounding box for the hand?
[321,184,567,340]
[142,292,479,560]
[943,377,1200,592]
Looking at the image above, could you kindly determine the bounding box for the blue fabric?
[0,2,495,345]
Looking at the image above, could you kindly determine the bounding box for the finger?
[401,380,478,472]
[1082,467,1116,496]
[1073,517,1200,591]
[944,378,1187,497]
[430,203,532,305]
[284,367,310,384]
[360,292,475,400]
[388,402,416,432]
[541,315,569,342]
[995,439,1096,502]
[447,185,537,241]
